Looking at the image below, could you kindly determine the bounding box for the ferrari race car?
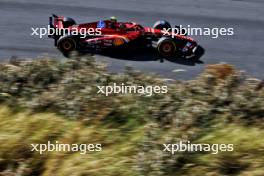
[48,15,198,58]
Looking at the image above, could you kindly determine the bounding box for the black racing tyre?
[157,37,177,57]
[63,17,76,28]
[57,36,77,57]
[153,20,171,30]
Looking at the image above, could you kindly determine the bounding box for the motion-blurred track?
[1,0,264,79]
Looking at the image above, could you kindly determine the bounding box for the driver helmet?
[110,16,117,23]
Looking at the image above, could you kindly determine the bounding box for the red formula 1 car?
[48,15,198,58]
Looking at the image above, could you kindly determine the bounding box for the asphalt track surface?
[1,0,264,80]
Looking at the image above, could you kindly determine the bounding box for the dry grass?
[0,56,263,176]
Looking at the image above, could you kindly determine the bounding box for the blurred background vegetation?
[0,56,263,176]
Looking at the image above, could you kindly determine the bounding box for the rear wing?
[48,14,76,36]
[48,14,62,37]
[48,14,64,46]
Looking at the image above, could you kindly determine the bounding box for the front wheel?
[157,38,177,57]
[57,36,77,57]
[153,20,171,30]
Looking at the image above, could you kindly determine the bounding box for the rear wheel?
[57,36,77,57]
[157,38,177,57]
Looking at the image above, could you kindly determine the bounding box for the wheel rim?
[62,41,72,50]
[159,41,176,56]
[162,43,172,52]
[59,38,76,53]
